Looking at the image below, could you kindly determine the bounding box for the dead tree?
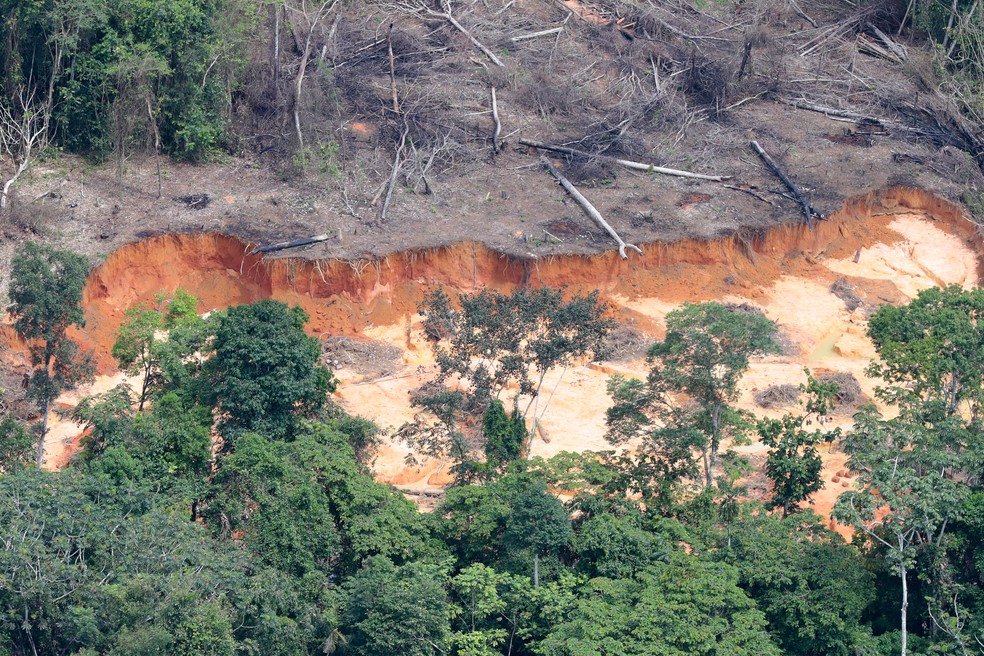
[541,157,643,259]
[0,87,49,210]
[284,0,339,151]
[385,0,505,67]
[750,141,822,229]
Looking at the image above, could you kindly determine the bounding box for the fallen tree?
[540,157,643,260]
[520,139,728,181]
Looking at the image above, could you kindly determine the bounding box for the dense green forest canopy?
[2,240,984,655]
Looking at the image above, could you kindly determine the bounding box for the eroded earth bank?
[5,186,981,528]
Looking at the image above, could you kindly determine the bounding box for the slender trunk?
[35,353,52,468]
[533,551,540,588]
[702,448,712,488]
[707,403,721,488]
[901,560,908,656]
[272,3,280,106]
[36,395,49,468]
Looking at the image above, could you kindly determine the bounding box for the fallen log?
[540,157,643,259]
[520,138,729,181]
[750,141,822,229]
[252,234,330,254]
[866,22,907,61]
[511,26,563,42]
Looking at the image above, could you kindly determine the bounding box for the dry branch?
[540,157,643,260]
[387,23,399,114]
[381,125,409,222]
[750,141,822,229]
[520,139,729,181]
[511,27,563,42]
[427,5,504,67]
[252,234,330,254]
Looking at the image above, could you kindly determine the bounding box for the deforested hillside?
[0,0,982,265]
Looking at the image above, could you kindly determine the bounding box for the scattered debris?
[755,384,801,409]
[322,335,402,378]
[831,277,863,312]
[174,193,211,209]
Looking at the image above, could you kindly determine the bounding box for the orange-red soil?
[4,186,981,530]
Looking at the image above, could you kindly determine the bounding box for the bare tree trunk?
[35,354,52,468]
[534,552,540,588]
[901,559,909,656]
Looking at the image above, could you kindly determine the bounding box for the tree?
[112,288,200,410]
[0,86,50,209]
[204,300,335,441]
[538,553,781,656]
[9,242,93,467]
[717,509,874,655]
[606,302,780,490]
[405,287,611,476]
[835,286,984,655]
[0,416,34,472]
[758,371,839,517]
[344,555,452,656]
[501,476,573,587]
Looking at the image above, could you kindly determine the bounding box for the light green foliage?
[205,300,336,441]
[607,301,781,490]
[0,417,34,473]
[449,564,512,656]
[9,241,93,466]
[0,469,245,654]
[537,552,780,656]
[111,289,200,409]
[758,370,839,516]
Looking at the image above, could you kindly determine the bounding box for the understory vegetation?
[2,241,984,656]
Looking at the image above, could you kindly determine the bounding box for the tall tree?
[204,300,335,441]
[835,285,984,656]
[607,302,780,489]
[9,242,93,467]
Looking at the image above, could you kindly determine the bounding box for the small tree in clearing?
[403,287,612,478]
[606,302,781,490]
[759,371,839,517]
[9,242,93,467]
[112,288,200,410]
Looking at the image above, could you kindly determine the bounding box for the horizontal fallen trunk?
[540,157,643,260]
[520,139,729,181]
[252,234,329,254]
[511,26,563,42]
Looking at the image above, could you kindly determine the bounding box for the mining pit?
[3,187,980,531]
